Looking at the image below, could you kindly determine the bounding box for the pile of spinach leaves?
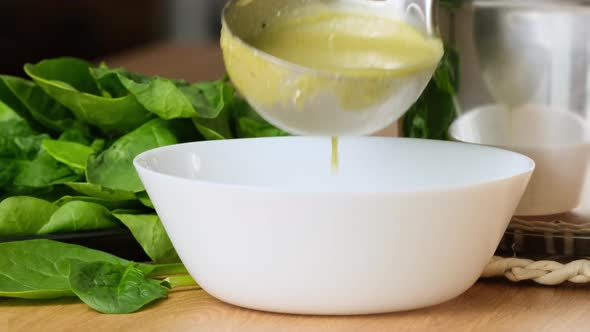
[0,57,288,313]
[0,57,288,261]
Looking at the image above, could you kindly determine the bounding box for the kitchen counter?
[2,42,588,331]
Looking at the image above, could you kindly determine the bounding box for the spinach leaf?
[231,98,290,138]
[54,195,141,211]
[58,125,92,146]
[92,63,133,98]
[434,45,460,94]
[136,191,154,209]
[69,261,168,314]
[5,185,78,203]
[0,160,23,191]
[65,182,137,201]
[113,213,179,264]
[25,57,101,94]
[0,75,75,133]
[24,58,153,134]
[237,117,291,138]
[38,201,120,234]
[190,80,235,139]
[180,79,235,119]
[92,68,235,120]
[0,97,22,121]
[403,45,460,140]
[0,101,46,161]
[0,240,196,306]
[42,139,94,173]
[160,275,198,289]
[90,138,106,152]
[0,101,49,192]
[86,119,190,192]
[0,77,42,131]
[0,196,58,236]
[0,197,120,236]
[0,240,135,299]
[14,150,81,188]
[193,110,233,140]
[92,68,194,119]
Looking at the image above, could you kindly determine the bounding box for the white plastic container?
[450,104,590,216]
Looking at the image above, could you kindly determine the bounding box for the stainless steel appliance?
[446,0,590,256]
[447,0,590,113]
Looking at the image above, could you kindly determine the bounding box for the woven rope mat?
[481,256,590,285]
[481,217,590,285]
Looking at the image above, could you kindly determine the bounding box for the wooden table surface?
[2,281,590,331]
[2,42,588,331]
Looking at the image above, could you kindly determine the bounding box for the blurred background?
[0,0,474,100]
[5,0,583,113]
[0,0,492,121]
[0,0,227,76]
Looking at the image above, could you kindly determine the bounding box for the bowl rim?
[133,136,535,194]
[449,103,590,151]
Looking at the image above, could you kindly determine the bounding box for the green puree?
[247,9,443,76]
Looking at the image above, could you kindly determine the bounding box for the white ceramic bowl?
[134,137,534,315]
[449,104,590,216]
